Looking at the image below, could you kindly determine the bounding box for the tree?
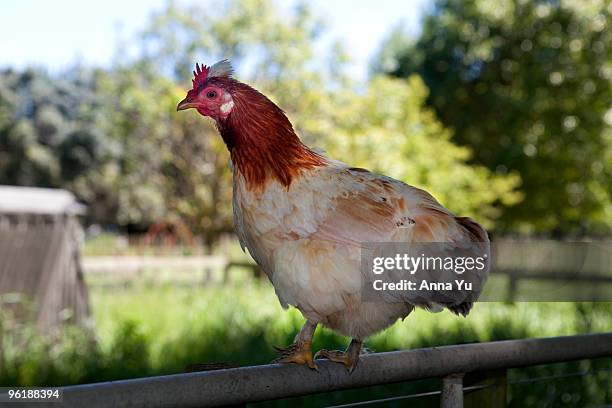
[0,68,117,211]
[375,0,612,234]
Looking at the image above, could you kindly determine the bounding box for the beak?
[176,97,198,111]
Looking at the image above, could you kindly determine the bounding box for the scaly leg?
[273,320,318,370]
[314,338,362,373]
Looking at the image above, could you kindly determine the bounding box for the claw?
[314,349,359,373]
[272,341,317,370]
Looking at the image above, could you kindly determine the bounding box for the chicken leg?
[273,320,318,370]
[314,338,362,373]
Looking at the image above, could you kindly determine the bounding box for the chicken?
[177,60,489,372]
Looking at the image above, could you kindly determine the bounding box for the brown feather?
[213,78,326,190]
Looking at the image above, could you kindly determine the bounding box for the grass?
[1,273,611,407]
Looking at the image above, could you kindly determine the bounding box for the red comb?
[192,63,210,89]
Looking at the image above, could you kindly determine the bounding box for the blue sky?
[0,0,430,80]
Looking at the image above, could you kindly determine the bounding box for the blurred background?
[0,0,611,406]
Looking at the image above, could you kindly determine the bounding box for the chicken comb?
[191,59,233,89]
[191,63,209,89]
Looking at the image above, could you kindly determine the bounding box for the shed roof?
[0,186,86,215]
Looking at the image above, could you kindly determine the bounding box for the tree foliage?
[376,0,612,234]
[0,69,104,187]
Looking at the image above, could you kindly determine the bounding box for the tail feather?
[455,216,489,242]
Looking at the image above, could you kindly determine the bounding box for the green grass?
[1,276,611,406]
[89,279,611,357]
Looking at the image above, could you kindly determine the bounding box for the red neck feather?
[215,80,326,190]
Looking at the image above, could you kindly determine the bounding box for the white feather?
[208,59,233,79]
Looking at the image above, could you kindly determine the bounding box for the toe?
[314,349,349,365]
[274,343,299,355]
[272,343,317,370]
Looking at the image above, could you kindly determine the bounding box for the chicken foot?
[273,319,318,370]
[314,338,362,373]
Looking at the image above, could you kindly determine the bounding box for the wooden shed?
[0,186,90,332]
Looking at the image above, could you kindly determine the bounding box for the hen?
[177,60,489,372]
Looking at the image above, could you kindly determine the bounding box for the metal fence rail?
[42,332,612,408]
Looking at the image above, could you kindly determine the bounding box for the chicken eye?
[206,90,217,99]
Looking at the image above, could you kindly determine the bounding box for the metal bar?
[440,374,464,408]
[325,384,491,408]
[325,389,444,407]
[44,332,612,408]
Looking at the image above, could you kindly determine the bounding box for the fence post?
[441,373,464,408]
[202,267,212,284]
[506,270,518,302]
